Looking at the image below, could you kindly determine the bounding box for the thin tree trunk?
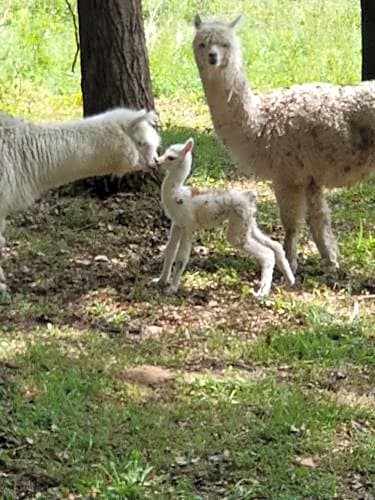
[77,0,155,196]
[361,0,375,80]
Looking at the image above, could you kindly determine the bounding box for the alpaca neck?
[39,127,113,191]
[161,157,191,205]
[200,57,260,131]
[2,124,122,216]
[162,168,188,194]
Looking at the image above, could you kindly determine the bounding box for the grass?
[0,0,374,498]
[0,0,361,118]
[0,176,374,498]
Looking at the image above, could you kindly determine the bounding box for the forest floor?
[0,157,374,498]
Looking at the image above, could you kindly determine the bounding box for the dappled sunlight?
[331,389,375,411]
[0,336,28,362]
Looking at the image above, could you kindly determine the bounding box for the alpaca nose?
[154,155,161,166]
[208,52,218,65]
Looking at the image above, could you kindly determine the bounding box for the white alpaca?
[193,15,375,273]
[0,111,26,126]
[156,138,295,296]
[0,108,160,293]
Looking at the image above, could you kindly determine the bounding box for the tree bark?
[361,0,375,80]
[77,0,155,196]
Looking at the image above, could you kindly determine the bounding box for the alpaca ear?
[146,110,157,126]
[129,110,147,128]
[182,138,194,155]
[229,15,242,29]
[194,14,202,29]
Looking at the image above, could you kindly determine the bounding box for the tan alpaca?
[193,15,375,273]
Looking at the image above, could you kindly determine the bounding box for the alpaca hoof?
[323,261,340,274]
[151,276,168,287]
[253,284,270,297]
[290,260,298,274]
[165,285,178,295]
[323,262,342,288]
[286,274,296,287]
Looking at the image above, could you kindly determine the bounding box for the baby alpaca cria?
[156,138,295,296]
[193,15,375,273]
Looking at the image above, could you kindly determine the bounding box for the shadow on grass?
[0,126,265,332]
[0,126,374,335]
[0,166,374,497]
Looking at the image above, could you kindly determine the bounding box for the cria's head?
[193,15,242,72]
[157,138,194,172]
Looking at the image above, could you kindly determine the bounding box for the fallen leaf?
[142,325,164,338]
[94,255,110,263]
[74,258,91,266]
[296,456,316,468]
[174,456,189,466]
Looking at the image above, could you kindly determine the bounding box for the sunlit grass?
[0,0,361,118]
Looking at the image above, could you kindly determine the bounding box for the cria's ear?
[182,138,194,155]
[229,15,242,29]
[194,14,202,29]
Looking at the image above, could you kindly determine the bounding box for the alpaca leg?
[227,219,275,296]
[244,237,276,296]
[273,182,306,273]
[0,219,7,293]
[167,231,193,294]
[252,225,295,286]
[306,182,339,270]
[156,223,182,285]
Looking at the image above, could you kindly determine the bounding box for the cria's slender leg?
[244,237,275,296]
[167,231,193,294]
[273,182,306,273]
[306,182,339,270]
[0,219,7,293]
[157,223,182,285]
[252,226,295,286]
[227,218,275,296]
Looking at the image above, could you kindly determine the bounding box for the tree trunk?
[361,0,375,80]
[77,0,155,196]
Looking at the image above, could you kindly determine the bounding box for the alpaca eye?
[199,42,205,48]
[223,43,230,48]
[167,155,176,161]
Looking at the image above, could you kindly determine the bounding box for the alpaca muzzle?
[208,52,218,65]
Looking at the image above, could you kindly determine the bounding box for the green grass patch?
[0,0,361,118]
[1,339,374,498]
[245,307,374,366]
